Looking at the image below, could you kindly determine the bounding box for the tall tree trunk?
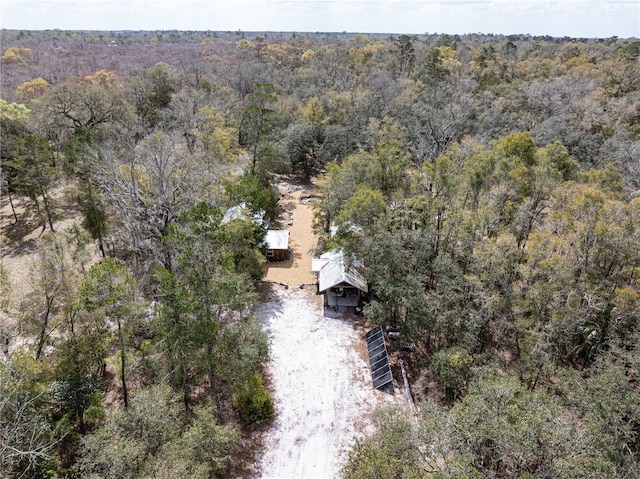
[252,141,259,174]
[97,234,106,258]
[182,366,190,412]
[40,187,55,232]
[78,409,86,434]
[7,189,18,224]
[35,294,55,360]
[207,343,217,410]
[251,125,262,175]
[87,183,106,258]
[117,318,129,409]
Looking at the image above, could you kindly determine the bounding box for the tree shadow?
[0,187,83,258]
[1,236,39,259]
[263,256,293,270]
[255,281,285,315]
[0,208,43,259]
[1,194,35,238]
[322,304,367,329]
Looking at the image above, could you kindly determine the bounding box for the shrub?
[431,346,474,400]
[233,372,274,426]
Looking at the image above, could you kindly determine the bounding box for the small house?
[265,230,289,261]
[317,250,368,308]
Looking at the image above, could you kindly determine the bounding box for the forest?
[1,29,639,478]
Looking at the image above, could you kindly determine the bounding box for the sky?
[1,0,638,38]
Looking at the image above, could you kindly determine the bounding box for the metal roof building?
[265,230,290,261]
[317,250,367,308]
[265,230,289,250]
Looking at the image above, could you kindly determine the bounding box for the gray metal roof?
[312,250,343,273]
[312,258,330,274]
[317,250,368,293]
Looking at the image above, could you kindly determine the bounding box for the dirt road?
[262,187,317,287]
[255,185,398,478]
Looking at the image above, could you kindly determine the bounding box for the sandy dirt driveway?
[254,185,398,478]
[255,287,395,478]
[262,187,317,287]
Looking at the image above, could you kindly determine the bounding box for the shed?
[265,230,289,261]
[317,250,368,308]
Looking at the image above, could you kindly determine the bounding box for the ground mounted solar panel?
[365,326,393,389]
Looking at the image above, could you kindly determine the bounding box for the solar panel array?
[365,326,393,389]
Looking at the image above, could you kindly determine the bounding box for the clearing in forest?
[262,187,317,287]
[255,286,396,478]
[255,186,399,478]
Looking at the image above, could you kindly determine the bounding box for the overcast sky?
[2,0,638,38]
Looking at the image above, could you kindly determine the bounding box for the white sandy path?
[255,287,396,479]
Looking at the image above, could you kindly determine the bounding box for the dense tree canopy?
[0,30,638,478]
